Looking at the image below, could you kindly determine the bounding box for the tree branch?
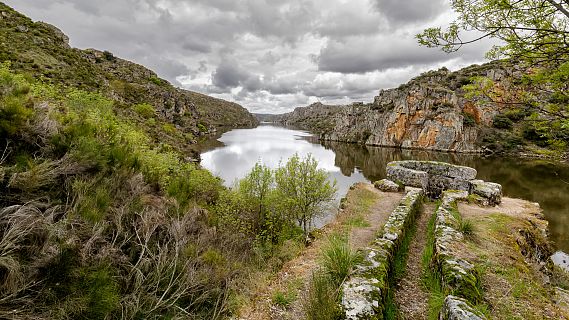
[545,0,569,18]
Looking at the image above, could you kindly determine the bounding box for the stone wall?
[386,160,501,203]
[433,190,487,319]
[341,188,423,319]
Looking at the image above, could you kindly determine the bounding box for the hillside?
[277,61,568,158]
[0,3,273,319]
[0,2,257,158]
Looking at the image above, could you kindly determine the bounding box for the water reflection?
[199,125,569,251]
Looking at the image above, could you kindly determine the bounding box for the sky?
[5,0,494,114]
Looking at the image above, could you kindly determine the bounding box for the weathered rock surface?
[276,62,524,153]
[470,180,502,206]
[386,161,474,198]
[373,179,402,192]
[551,251,569,273]
[440,295,487,320]
[341,188,423,319]
[434,191,483,303]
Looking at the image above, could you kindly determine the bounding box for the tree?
[275,153,337,237]
[416,0,569,63]
[417,0,569,152]
[238,162,274,230]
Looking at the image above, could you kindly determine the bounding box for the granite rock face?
[440,295,487,320]
[276,62,523,153]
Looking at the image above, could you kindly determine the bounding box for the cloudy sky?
[6,0,494,113]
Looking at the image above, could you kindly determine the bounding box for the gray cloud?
[4,0,491,114]
[372,0,447,26]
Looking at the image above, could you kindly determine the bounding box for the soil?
[394,203,436,320]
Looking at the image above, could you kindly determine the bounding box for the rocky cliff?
[278,61,533,154]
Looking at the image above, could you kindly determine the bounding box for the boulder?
[551,251,569,273]
[387,161,476,198]
[470,180,502,206]
[373,179,402,192]
[439,295,487,320]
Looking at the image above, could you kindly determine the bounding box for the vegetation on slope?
[0,2,257,158]
[0,61,335,318]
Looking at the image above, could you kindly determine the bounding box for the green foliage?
[167,166,222,207]
[303,271,342,320]
[275,153,337,236]
[197,122,208,132]
[493,114,513,129]
[133,103,155,119]
[0,62,33,136]
[319,234,362,286]
[272,289,297,308]
[462,112,476,127]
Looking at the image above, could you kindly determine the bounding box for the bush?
[133,103,155,119]
[493,114,513,129]
[0,62,34,136]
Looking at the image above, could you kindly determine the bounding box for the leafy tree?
[417,0,569,151]
[239,162,273,224]
[275,153,337,237]
[416,0,569,62]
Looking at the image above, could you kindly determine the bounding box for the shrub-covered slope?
[0,2,257,157]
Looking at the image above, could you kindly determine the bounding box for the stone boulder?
[470,180,502,206]
[387,161,476,198]
[373,179,402,192]
[439,295,487,320]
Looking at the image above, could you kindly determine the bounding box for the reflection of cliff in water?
[322,140,569,251]
[321,141,477,181]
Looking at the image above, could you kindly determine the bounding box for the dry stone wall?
[341,188,423,319]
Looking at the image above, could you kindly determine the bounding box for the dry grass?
[457,199,569,319]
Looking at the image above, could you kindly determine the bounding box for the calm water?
[200,125,569,251]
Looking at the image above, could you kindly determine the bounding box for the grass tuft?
[320,233,362,286]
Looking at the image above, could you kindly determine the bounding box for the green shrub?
[197,123,208,132]
[133,103,155,118]
[0,62,34,136]
[167,166,223,206]
[162,123,177,134]
[493,114,513,129]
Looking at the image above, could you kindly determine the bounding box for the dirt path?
[394,203,435,320]
[237,183,403,320]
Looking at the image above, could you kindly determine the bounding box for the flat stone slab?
[440,295,487,320]
[386,160,477,198]
[470,180,502,206]
[374,179,402,192]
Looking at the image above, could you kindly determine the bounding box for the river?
[199,124,569,251]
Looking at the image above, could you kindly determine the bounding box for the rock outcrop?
[276,62,528,153]
[440,296,487,320]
